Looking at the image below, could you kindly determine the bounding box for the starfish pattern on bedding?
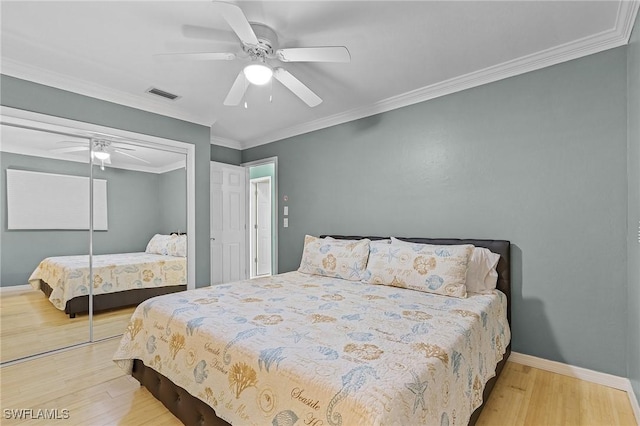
[382,247,401,263]
[285,330,310,344]
[405,371,428,414]
[347,262,362,279]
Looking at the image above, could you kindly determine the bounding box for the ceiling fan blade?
[154,52,236,62]
[276,46,351,63]
[51,146,89,154]
[113,149,151,164]
[110,143,135,151]
[181,24,238,43]
[223,71,248,106]
[273,68,322,107]
[212,2,258,46]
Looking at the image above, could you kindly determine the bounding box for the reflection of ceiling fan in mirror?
[155,1,351,107]
[52,139,150,170]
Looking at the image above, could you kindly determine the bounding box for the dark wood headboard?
[321,236,511,326]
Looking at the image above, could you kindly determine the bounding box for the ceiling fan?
[155,1,351,107]
[51,139,150,170]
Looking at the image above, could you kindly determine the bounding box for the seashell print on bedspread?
[28,252,186,310]
[113,271,510,426]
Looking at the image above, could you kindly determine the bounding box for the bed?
[113,236,511,426]
[29,234,188,318]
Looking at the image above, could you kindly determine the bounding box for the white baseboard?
[510,352,640,425]
[0,284,32,294]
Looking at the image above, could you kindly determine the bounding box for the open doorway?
[249,176,272,277]
[244,159,277,278]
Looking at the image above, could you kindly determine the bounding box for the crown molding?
[241,1,640,149]
[2,2,637,151]
[210,132,242,150]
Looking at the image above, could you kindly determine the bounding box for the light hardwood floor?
[0,287,136,363]
[0,338,636,426]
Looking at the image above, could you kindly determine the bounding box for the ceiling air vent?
[146,87,180,101]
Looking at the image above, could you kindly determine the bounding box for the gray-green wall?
[1,152,186,286]
[627,12,640,405]
[0,75,211,286]
[211,144,242,165]
[158,167,187,234]
[244,47,629,377]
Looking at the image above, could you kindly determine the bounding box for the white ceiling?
[1,1,638,150]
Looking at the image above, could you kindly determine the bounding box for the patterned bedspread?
[113,271,509,426]
[29,252,186,310]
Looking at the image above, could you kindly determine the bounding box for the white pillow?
[466,247,500,294]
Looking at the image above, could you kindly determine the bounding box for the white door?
[255,178,272,276]
[210,162,247,285]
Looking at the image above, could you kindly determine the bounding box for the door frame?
[242,156,278,276]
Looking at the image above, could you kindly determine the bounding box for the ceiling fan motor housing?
[244,23,278,59]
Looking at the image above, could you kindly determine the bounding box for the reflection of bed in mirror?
[29,234,187,318]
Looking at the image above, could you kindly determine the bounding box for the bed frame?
[132,236,511,426]
[38,280,187,318]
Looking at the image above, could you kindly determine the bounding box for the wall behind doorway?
[249,163,277,276]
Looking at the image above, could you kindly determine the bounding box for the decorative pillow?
[364,238,474,298]
[390,238,500,294]
[298,235,370,281]
[368,239,392,255]
[465,247,500,294]
[167,234,187,257]
[145,234,187,257]
[145,234,171,255]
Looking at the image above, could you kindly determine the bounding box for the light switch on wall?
[284,206,288,216]
[283,218,289,228]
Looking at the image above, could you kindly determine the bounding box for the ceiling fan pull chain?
[243,74,249,109]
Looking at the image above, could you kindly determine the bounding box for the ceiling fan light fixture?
[243,63,273,85]
[93,150,110,161]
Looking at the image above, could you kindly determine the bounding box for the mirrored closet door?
[0,123,92,363]
[90,137,188,341]
[1,111,194,363]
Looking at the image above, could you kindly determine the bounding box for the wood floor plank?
[477,361,637,426]
[1,288,135,363]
